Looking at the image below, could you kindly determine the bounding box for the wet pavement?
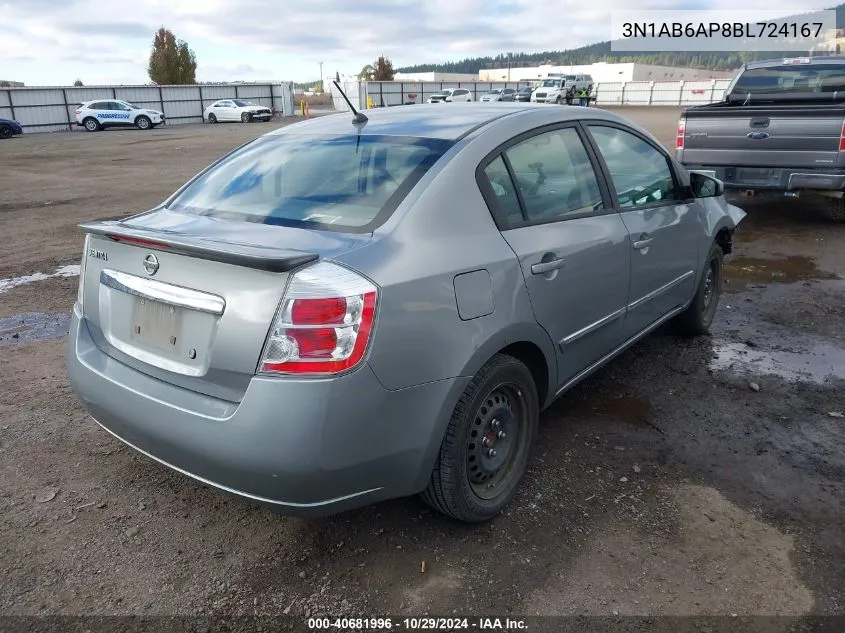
[0,312,71,346]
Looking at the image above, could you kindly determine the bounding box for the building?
[478,62,736,83]
[0,80,25,87]
[393,71,479,82]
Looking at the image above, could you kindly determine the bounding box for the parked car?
[480,88,517,102]
[677,55,845,221]
[204,99,273,123]
[515,86,535,102]
[75,100,165,132]
[0,117,23,139]
[67,103,744,523]
[531,74,593,104]
[445,88,473,102]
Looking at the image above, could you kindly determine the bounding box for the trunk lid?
[680,104,845,169]
[78,209,371,402]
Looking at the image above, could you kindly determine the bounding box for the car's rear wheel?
[83,117,100,132]
[135,116,151,130]
[0,125,12,139]
[207,113,217,124]
[422,354,539,523]
[241,112,252,123]
[675,242,723,336]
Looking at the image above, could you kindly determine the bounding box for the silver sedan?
[66,103,745,523]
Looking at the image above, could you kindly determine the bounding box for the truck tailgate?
[679,105,845,169]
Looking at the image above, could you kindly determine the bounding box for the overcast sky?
[0,0,832,86]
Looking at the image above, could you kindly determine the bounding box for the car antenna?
[333,80,368,125]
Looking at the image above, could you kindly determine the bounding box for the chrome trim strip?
[100,269,225,315]
[628,270,694,312]
[555,303,687,398]
[560,307,626,348]
[90,416,384,509]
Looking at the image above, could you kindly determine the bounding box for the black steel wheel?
[422,353,539,523]
[675,242,723,336]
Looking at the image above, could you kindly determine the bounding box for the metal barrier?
[328,79,734,112]
[0,82,296,133]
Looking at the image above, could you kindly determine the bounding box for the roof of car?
[270,103,623,140]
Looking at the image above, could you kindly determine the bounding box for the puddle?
[711,340,845,384]
[586,394,655,426]
[0,312,71,345]
[0,265,80,294]
[723,256,837,292]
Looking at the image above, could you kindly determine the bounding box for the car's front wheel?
[135,116,151,130]
[241,112,252,123]
[675,242,723,336]
[422,353,539,523]
[0,125,12,139]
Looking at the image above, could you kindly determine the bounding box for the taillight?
[74,109,82,115]
[676,118,686,149]
[839,121,845,151]
[258,261,378,376]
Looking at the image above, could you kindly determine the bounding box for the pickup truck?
[676,56,845,221]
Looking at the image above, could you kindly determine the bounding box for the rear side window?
[483,156,523,224]
[166,134,454,233]
[732,63,845,94]
[503,127,604,222]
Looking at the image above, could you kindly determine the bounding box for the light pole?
[319,61,324,92]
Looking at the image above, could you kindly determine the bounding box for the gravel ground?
[0,108,843,631]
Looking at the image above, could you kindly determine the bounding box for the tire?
[135,116,151,130]
[675,243,723,336]
[555,96,563,105]
[241,112,252,123]
[0,125,12,139]
[83,117,100,132]
[823,197,845,222]
[207,113,217,124]
[421,353,539,523]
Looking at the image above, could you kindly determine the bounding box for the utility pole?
[318,61,324,92]
[508,53,511,81]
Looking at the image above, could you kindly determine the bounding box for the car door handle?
[531,258,566,274]
[632,236,653,250]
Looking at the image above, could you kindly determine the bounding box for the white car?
[203,99,273,123]
[426,88,473,103]
[75,100,165,132]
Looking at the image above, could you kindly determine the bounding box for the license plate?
[130,298,183,353]
[737,168,771,183]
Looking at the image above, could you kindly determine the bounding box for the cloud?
[0,0,833,84]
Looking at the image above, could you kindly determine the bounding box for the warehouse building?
[478,62,736,83]
[393,71,481,82]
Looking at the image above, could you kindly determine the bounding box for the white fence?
[0,82,296,133]
[329,79,734,111]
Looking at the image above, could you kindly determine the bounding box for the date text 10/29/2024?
[307,617,529,630]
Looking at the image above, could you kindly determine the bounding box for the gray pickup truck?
[676,56,845,221]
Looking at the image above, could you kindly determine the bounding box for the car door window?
[482,155,524,225]
[588,125,679,208]
[502,127,604,223]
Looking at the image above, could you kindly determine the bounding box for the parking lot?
[1,108,844,624]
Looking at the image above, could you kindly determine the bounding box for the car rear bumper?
[683,164,845,193]
[66,306,466,516]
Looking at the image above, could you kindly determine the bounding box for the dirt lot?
[1,108,844,630]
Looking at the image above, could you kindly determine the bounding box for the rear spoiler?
[79,220,318,273]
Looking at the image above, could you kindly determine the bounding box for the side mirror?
[689,171,724,198]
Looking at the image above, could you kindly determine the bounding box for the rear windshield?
[166,134,454,233]
[732,63,845,94]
